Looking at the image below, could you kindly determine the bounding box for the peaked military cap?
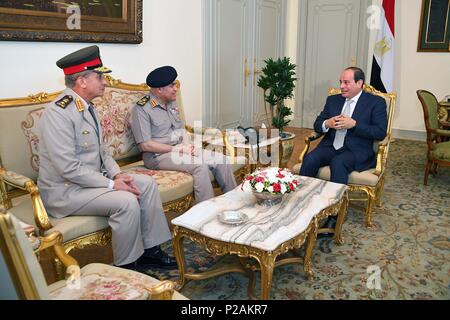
[56,45,112,76]
[146,66,177,88]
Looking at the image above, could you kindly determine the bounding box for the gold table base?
[172,192,348,300]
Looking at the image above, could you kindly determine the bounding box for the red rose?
[273,183,281,192]
[255,176,265,183]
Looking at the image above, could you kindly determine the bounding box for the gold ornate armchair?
[293,85,396,227]
[0,207,186,300]
[416,90,450,185]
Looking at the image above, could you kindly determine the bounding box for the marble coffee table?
[171,176,348,300]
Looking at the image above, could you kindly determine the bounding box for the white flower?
[267,175,277,184]
[255,182,265,192]
[242,181,253,192]
[286,111,295,122]
[241,166,299,194]
[281,172,294,183]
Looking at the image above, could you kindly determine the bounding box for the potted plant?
[257,57,297,168]
[257,57,297,138]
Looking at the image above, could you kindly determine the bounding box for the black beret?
[56,45,111,75]
[146,66,178,88]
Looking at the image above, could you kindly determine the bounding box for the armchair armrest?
[185,125,225,149]
[36,231,79,272]
[436,128,450,138]
[298,132,324,163]
[146,280,176,300]
[374,134,390,176]
[0,168,53,233]
[428,128,450,143]
[199,127,235,156]
[0,169,33,190]
[185,124,194,134]
[306,131,325,142]
[201,127,224,146]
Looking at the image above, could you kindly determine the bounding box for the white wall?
[284,0,299,111]
[1,0,449,138]
[0,0,203,124]
[394,0,450,139]
[285,0,299,64]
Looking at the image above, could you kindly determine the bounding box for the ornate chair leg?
[431,163,438,175]
[365,188,376,228]
[424,160,431,185]
[53,257,65,281]
[375,178,385,207]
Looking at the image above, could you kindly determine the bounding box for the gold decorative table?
[171,176,348,300]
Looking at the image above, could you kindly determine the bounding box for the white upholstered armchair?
[0,206,187,300]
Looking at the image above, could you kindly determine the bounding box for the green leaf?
[257,57,297,132]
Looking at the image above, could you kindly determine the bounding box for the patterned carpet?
[142,139,450,300]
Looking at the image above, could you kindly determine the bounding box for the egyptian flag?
[370,0,395,93]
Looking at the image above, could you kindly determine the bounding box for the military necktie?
[88,104,106,173]
[333,99,353,150]
[88,104,100,133]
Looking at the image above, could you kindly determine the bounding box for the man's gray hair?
[65,70,93,88]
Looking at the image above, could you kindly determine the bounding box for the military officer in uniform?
[130,66,237,203]
[37,46,176,270]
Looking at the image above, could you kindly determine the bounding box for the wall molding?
[392,128,426,142]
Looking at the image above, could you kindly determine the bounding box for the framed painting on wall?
[418,0,450,52]
[0,0,142,43]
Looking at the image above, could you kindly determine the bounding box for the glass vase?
[252,191,284,207]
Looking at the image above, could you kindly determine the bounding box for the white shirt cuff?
[108,179,114,190]
[322,121,329,133]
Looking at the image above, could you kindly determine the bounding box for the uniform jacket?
[313,91,388,171]
[37,88,121,218]
[130,93,184,163]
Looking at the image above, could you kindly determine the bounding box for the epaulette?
[55,95,73,109]
[75,98,85,112]
[136,95,150,107]
[150,99,158,108]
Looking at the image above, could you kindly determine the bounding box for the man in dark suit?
[300,67,387,232]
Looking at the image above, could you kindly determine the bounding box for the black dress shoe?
[115,262,137,271]
[326,216,337,228]
[317,232,333,238]
[137,246,177,269]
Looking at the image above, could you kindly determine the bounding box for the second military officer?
[130,66,237,203]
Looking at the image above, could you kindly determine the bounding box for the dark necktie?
[88,104,99,133]
[88,104,105,172]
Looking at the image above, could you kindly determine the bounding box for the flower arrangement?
[241,167,300,195]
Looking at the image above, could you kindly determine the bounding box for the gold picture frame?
[417,0,450,52]
[0,0,142,44]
